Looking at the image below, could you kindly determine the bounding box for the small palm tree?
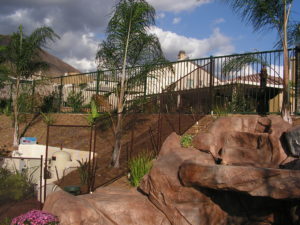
[0,25,59,147]
[96,0,167,167]
[222,0,297,123]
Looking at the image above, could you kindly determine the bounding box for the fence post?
[40,155,43,209]
[9,82,13,110]
[44,125,50,202]
[31,80,36,113]
[96,71,100,95]
[295,46,300,114]
[141,72,148,113]
[209,56,215,113]
[58,76,63,112]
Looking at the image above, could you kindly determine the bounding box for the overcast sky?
[1,0,299,72]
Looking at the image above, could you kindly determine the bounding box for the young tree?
[96,0,166,167]
[223,0,296,123]
[0,25,59,148]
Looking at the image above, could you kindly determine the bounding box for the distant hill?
[0,35,81,78]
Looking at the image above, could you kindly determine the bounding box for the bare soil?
[0,198,41,222]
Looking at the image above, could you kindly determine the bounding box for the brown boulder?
[192,132,214,153]
[220,132,274,167]
[193,116,292,167]
[268,116,292,165]
[43,187,170,225]
[193,116,267,157]
[159,132,182,156]
[140,133,225,225]
[179,161,300,199]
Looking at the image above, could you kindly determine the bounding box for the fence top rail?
[0,156,43,160]
[43,48,296,80]
[48,124,92,128]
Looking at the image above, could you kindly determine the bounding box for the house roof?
[50,74,94,85]
[226,74,283,87]
[0,35,81,78]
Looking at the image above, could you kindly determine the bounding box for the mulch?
[0,198,42,222]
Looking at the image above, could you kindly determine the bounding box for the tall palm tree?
[0,25,59,147]
[96,0,166,167]
[223,0,295,123]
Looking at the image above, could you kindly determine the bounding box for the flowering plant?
[11,210,59,225]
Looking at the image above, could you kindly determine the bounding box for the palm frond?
[28,26,60,49]
[274,22,299,48]
[222,54,269,75]
[2,26,59,79]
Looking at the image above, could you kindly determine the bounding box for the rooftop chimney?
[177,50,188,61]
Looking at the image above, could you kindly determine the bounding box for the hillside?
[0,113,211,189]
[0,35,81,77]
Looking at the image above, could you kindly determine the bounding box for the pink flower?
[11,210,59,225]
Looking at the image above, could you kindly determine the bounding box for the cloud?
[213,18,225,25]
[48,31,99,72]
[149,26,235,60]
[148,0,212,12]
[64,57,97,72]
[0,0,113,72]
[172,17,181,24]
[0,0,222,73]
[0,0,114,34]
[156,12,166,19]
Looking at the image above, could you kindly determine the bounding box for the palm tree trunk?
[112,112,123,167]
[281,0,292,124]
[13,77,20,148]
[111,13,132,167]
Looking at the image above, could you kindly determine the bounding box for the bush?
[212,105,229,118]
[180,134,193,148]
[77,159,89,185]
[128,152,154,187]
[0,168,35,204]
[17,92,33,113]
[3,104,11,116]
[86,100,100,125]
[18,93,43,114]
[41,112,55,125]
[66,90,84,112]
[0,217,11,225]
[41,91,60,113]
[0,98,9,112]
[227,85,253,113]
[11,210,59,225]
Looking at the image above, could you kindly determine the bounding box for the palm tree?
[0,25,59,148]
[96,0,167,167]
[223,0,295,123]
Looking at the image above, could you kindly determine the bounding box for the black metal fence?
[0,48,298,115]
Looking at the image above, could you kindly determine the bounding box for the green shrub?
[212,105,229,118]
[41,91,60,113]
[0,168,35,203]
[66,90,84,112]
[128,152,154,187]
[86,100,100,125]
[77,159,89,185]
[0,98,9,112]
[41,112,55,125]
[17,92,33,113]
[0,217,11,225]
[3,104,11,116]
[180,134,193,148]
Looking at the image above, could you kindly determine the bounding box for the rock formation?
[43,115,300,225]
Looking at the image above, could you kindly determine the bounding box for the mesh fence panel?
[0,157,42,221]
